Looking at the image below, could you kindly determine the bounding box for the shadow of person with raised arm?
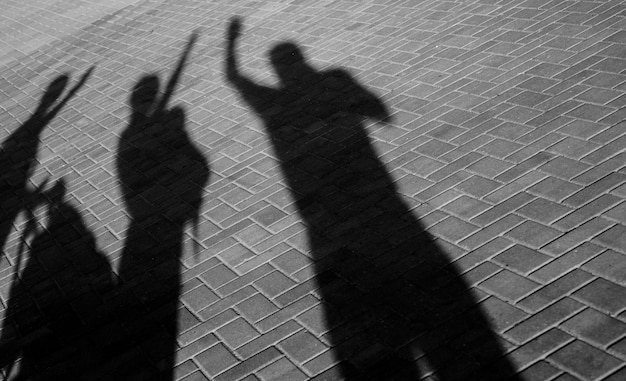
[115,32,209,380]
[0,69,92,255]
[0,179,115,380]
[226,18,521,380]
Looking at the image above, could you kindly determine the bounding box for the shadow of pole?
[225,17,521,381]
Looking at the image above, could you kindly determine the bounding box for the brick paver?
[1,0,625,380]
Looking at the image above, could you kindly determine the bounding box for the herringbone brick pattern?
[0,0,625,380]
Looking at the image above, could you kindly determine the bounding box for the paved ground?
[0,0,625,380]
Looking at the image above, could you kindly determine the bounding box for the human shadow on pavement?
[115,31,209,380]
[0,179,115,380]
[226,18,520,380]
[0,69,92,255]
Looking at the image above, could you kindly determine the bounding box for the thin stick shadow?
[114,32,210,380]
[226,17,521,380]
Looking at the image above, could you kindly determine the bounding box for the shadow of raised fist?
[228,17,243,42]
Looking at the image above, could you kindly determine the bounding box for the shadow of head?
[40,75,70,109]
[130,75,160,114]
[269,42,310,83]
[46,179,67,205]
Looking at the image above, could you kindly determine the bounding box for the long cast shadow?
[0,70,92,254]
[0,180,115,380]
[226,18,520,380]
[114,32,210,380]
[0,71,95,378]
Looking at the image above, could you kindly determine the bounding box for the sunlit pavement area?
[1,0,625,380]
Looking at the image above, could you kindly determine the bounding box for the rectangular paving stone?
[178,309,238,347]
[455,237,514,272]
[441,194,491,219]
[460,215,524,251]
[563,173,626,207]
[508,90,551,108]
[176,333,220,364]
[416,171,472,201]
[217,317,260,349]
[517,76,559,92]
[236,293,279,323]
[542,217,614,256]
[257,295,319,333]
[463,262,502,287]
[301,349,341,377]
[402,155,445,177]
[573,278,626,315]
[271,249,312,277]
[538,156,592,180]
[604,367,626,381]
[477,138,524,159]
[198,287,257,320]
[257,357,308,381]
[215,347,281,381]
[180,371,209,381]
[549,340,622,380]
[481,269,541,303]
[254,271,296,299]
[218,264,274,296]
[506,328,573,370]
[195,343,238,378]
[555,194,622,230]
[236,320,301,359]
[493,245,552,275]
[175,361,201,380]
[181,285,220,313]
[428,216,481,243]
[278,330,327,364]
[466,156,515,179]
[548,136,600,160]
[594,224,626,254]
[519,269,595,313]
[505,220,563,249]
[486,170,547,204]
[583,250,626,284]
[516,197,572,225]
[199,263,238,290]
[583,72,626,89]
[561,307,626,347]
[499,106,543,124]
[455,175,502,199]
[505,297,584,345]
[414,138,456,158]
[236,244,291,275]
[495,152,555,183]
[532,242,604,284]
[576,152,626,185]
[472,192,535,226]
[588,123,626,146]
[557,119,607,139]
[235,224,272,247]
[517,360,561,381]
[507,133,564,163]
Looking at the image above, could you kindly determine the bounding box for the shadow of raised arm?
[45,66,94,123]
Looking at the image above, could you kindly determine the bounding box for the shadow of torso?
[2,186,115,380]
